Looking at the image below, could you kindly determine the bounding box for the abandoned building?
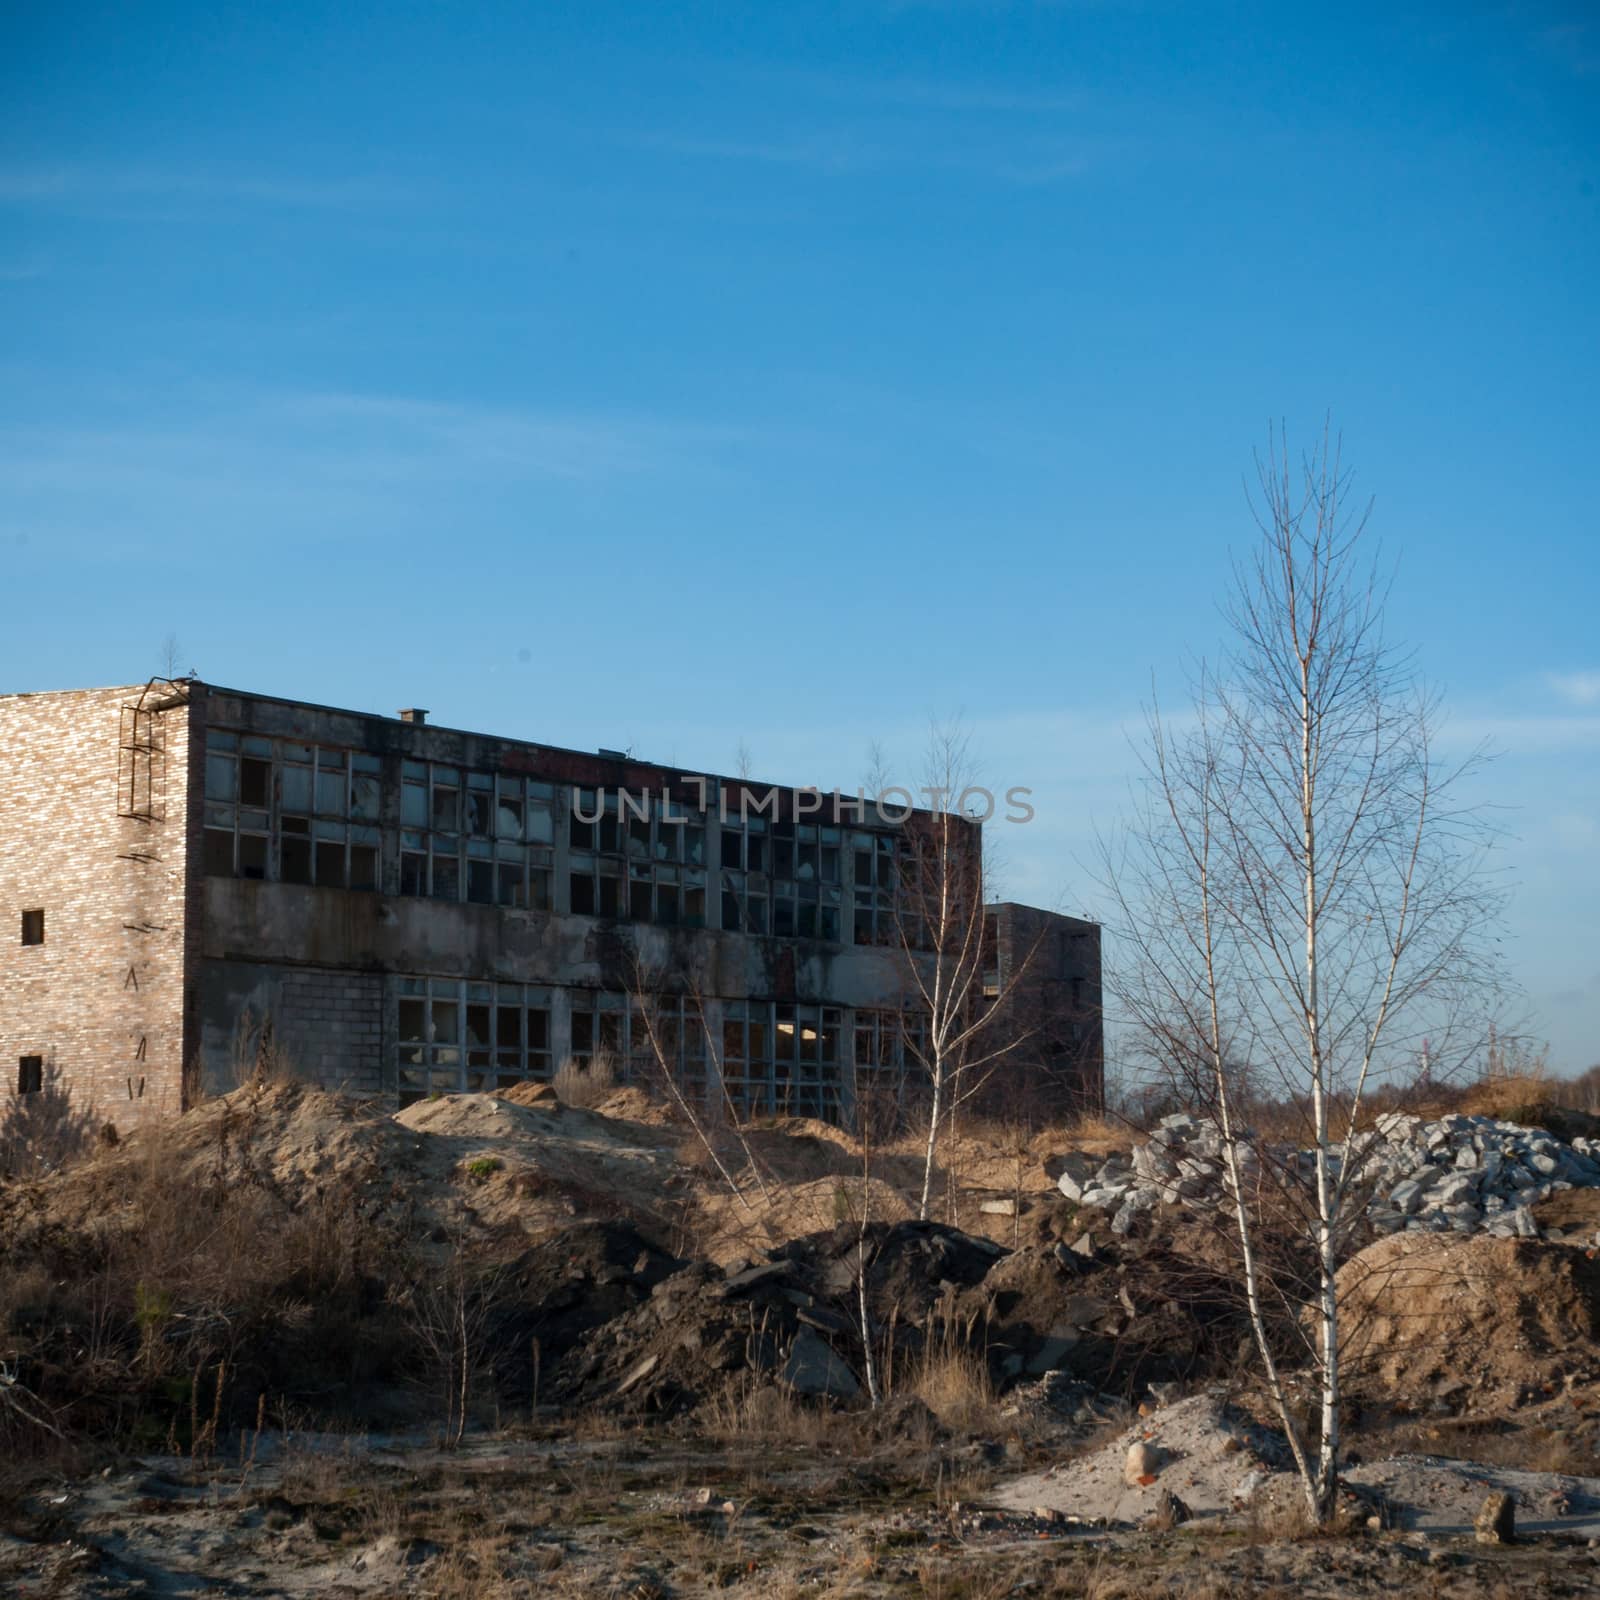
[1,678,1103,1132]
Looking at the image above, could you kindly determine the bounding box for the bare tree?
[625,952,774,1213]
[1107,425,1504,1522]
[157,632,184,681]
[891,720,1037,1222]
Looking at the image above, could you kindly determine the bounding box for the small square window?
[18,1055,43,1094]
[20,909,44,946]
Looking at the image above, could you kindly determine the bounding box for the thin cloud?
[1547,670,1600,707]
[0,385,766,559]
[636,130,876,174]
[634,124,1112,185]
[0,163,405,213]
[783,67,1088,116]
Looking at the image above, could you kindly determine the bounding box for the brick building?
[2,678,1102,1132]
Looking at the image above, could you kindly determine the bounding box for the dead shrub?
[905,1347,997,1434]
[552,1052,617,1109]
[700,1374,841,1450]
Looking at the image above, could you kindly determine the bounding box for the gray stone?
[1111,1190,1158,1236]
[717,1261,796,1297]
[782,1330,860,1400]
[1132,1144,1176,1181]
[1025,1325,1082,1375]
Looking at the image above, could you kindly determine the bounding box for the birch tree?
[892,722,1037,1222]
[1108,425,1502,1523]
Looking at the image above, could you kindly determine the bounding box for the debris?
[1124,1439,1162,1487]
[1474,1490,1516,1544]
[782,1329,860,1400]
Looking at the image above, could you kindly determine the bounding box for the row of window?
[202,729,908,942]
[393,981,921,1119]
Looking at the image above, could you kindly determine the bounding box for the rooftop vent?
[597,747,629,761]
[398,708,429,725]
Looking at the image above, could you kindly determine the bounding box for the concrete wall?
[182,686,937,1110]
[984,901,1105,1119]
[197,959,384,1097]
[0,682,201,1134]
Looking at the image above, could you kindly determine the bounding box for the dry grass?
[699,1375,842,1450]
[904,1347,997,1433]
[1349,1414,1596,1477]
[0,1086,425,1469]
[551,1052,617,1109]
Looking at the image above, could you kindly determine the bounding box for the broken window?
[569,991,625,1072]
[597,859,622,918]
[772,1003,843,1120]
[399,977,554,1101]
[204,730,382,892]
[280,821,313,885]
[395,766,555,906]
[350,755,383,822]
[18,1055,43,1095]
[569,866,595,916]
[851,831,898,945]
[20,909,44,946]
[852,1008,929,1121]
[721,1002,841,1120]
[350,833,380,891]
[430,768,460,833]
[465,772,493,838]
[630,995,708,1106]
[719,1001,772,1116]
[239,756,271,808]
[488,984,553,1086]
[239,833,268,881]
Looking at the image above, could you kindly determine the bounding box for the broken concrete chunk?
[1123,1438,1162,1487]
[616,1353,659,1394]
[781,1329,860,1400]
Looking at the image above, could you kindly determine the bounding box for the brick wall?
[195,958,384,1096]
[0,683,196,1135]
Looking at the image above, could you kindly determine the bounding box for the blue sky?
[3,2,1597,1071]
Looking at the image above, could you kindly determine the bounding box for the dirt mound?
[495,1080,558,1108]
[738,1125,924,1190]
[694,1174,916,1266]
[593,1085,678,1125]
[995,1389,1294,1524]
[1337,1233,1600,1411]
[2,1080,428,1243]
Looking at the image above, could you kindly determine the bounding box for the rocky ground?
[4,1079,1600,1596]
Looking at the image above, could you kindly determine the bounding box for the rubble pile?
[1057,1111,1600,1243]
[550,1218,1010,1414]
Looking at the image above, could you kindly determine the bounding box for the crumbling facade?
[2,679,1103,1131]
[978,901,1105,1121]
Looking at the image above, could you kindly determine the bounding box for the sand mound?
[495,1080,558,1108]
[1336,1232,1600,1410]
[695,1174,916,1264]
[994,1390,1294,1524]
[593,1085,678,1125]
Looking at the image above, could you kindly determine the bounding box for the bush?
[552,1053,617,1109]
